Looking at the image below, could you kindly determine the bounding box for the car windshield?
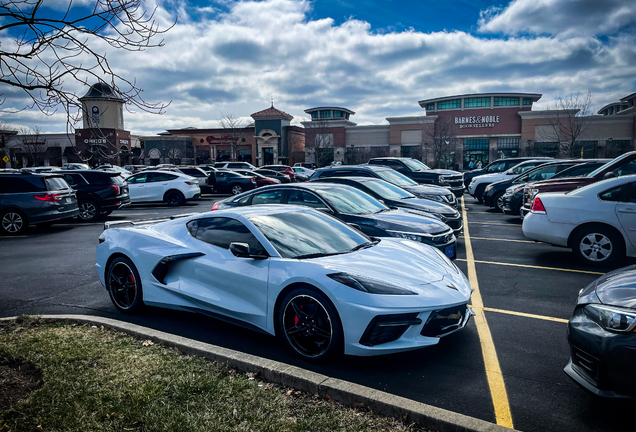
[249,211,371,259]
[45,177,70,191]
[402,159,430,171]
[552,163,600,179]
[374,169,418,186]
[318,186,388,215]
[361,179,414,199]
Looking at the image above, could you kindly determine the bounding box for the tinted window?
[379,160,405,170]
[487,161,507,172]
[82,172,108,184]
[552,164,601,179]
[252,190,283,204]
[190,217,265,255]
[180,169,205,177]
[3,177,46,193]
[524,165,559,182]
[127,173,148,184]
[362,179,413,199]
[45,177,71,191]
[318,187,388,214]
[110,175,125,186]
[63,174,86,186]
[623,183,636,203]
[249,211,369,258]
[374,169,417,186]
[402,159,429,171]
[612,160,636,178]
[288,190,327,208]
[599,185,623,201]
[148,172,178,182]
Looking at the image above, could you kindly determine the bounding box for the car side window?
[188,217,265,255]
[149,172,178,182]
[252,190,283,205]
[127,173,148,184]
[287,190,327,209]
[5,177,45,193]
[619,183,636,203]
[613,160,636,178]
[488,161,507,172]
[599,185,624,202]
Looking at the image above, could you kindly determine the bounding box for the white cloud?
[478,0,636,37]
[2,0,635,135]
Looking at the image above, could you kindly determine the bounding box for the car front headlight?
[327,273,416,295]
[387,231,422,242]
[420,194,443,203]
[470,178,476,184]
[485,184,493,192]
[584,304,636,333]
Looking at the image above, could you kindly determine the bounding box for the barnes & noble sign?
[455,115,500,129]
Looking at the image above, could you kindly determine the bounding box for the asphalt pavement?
[0,194,633,432]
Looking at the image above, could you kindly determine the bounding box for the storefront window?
[463,139,490,168]
[522,98,532,106]
[534,142,559,158]
[464,97,490,107]
[494,97,520,106]
[497,138,519,158]
[238,149,252,163]
[217,150,231,161]
[437,99,461,110]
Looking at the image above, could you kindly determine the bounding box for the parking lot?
[0,194,633,432]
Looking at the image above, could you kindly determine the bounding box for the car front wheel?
[278,288,343,362]
[165,190,185,206]
[0,209,28,235]
[106,257,144,313]
[572,227,623,267]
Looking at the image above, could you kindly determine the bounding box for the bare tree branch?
[18,125,46,166]
[218,112,248,161]
[423,117,458,169]
[303,119,334,167]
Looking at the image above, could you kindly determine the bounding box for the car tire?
[572,226,623,267]
[493,192,505,212]
[0,209,28,235]
[106,256,144,313]
[475,184,486,204]
[231,184,243,195]
[165,190,185,206]
[277,287,343,362]
[78,200,100,222]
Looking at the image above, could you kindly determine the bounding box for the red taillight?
[110,185,120,196]
[531,196,546,213]
[34,193,62,202]
[211,202,219,211]
[184,181,195,185]
[250,178,256,183]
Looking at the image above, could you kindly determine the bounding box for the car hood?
[363,209,450,234]
[592,266,636,309]
[402,184,452,196]
[393,198,458,216]
[424,169,461,175]
[313,239,471,301]
[525,177,588,190]
[474,172,505,182]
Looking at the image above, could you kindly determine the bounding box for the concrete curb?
[1,314,516,432]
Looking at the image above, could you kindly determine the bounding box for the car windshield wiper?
[294,251,347,259]
[349,240,380,252]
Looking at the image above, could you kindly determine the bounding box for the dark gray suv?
[0,172,79,235]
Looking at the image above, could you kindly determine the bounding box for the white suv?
[126,170,201,206]
[213,162,256,171]
[468,160,550,202]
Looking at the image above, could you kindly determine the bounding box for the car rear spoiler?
[103,213,199,230]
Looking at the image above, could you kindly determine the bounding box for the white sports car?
[96,205,473,361]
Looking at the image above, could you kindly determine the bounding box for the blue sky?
[2,0,636,134]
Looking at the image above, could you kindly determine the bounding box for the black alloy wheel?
[278,288,343,362]
[78,200,100,222]
[231,184,243,195]
[106,257,144,313]
[0,209,28,235]
[165,190,185,206]
[494,192,505,212]
[572,226,622,267]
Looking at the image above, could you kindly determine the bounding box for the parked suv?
[520,152,636,218]
[368,157,464,197]
[160,166,212,193]
[462,157,551,189]
[309,164,458,208]
[213,162,257,171]
[0,172,78,234]
[59,170,130,221]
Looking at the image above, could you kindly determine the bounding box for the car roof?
[200,204,320,219]
[316,164,387,171]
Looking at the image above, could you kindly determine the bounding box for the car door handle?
[618,208,635,213]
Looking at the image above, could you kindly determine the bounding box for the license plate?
[65,197,72,203]
[445,245,455,259]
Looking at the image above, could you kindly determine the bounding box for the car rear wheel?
[106,256,144,313]
[231,184,243,195]
[165,190,185,206]
[278,288,343,362]
[572,227,623,267]
[0,209,28,235]
[78,200,100,222]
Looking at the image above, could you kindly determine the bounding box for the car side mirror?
[603,172,616,179]
[229,242,268,259]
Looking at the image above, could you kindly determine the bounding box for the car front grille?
[444,215,462,230]
[359,313,422,346]
[421,304,468,337]
[426,231,454,245]
[440,175,464,188]
[570,346,601,386]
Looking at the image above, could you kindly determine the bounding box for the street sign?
[2,155,9,163]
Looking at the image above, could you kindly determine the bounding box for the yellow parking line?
[484,307,569,324]
[461,197,514,428]
[464,236,535,244]
[456,258,604,275]
[469,222,522,226]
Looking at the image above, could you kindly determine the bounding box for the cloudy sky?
[2,0,636,135]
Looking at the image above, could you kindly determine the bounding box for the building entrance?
[263,147,274,165]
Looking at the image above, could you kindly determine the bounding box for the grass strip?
[0,316,427,432]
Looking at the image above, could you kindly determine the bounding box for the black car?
[254,169,292,183]
[368,157,464,197]
[209,170,256,195]
[309,165,458,209]
[314,177,463,235]
[502,161,609,216]
[462,157,551,189]
[565,265,636,398]
[482,160,584,211]
[214,183,457,259]
[59,170,130,221]
[0,172,78,234]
